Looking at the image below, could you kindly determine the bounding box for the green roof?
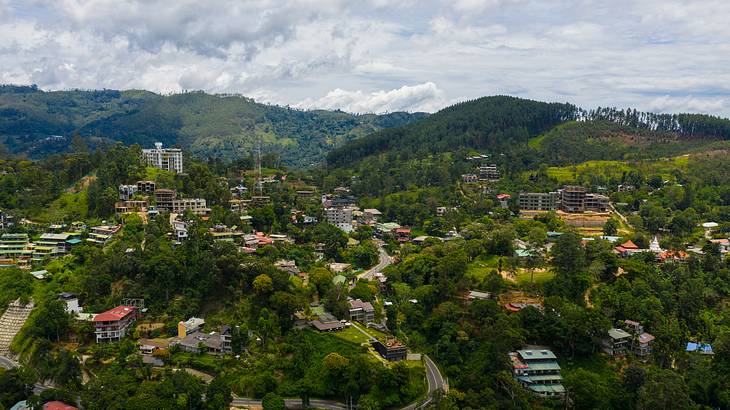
[518,349,557,360]
[519,374,563,382]
[525,361,561,371]
[528,384,565,394]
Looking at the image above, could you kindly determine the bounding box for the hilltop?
[0,85,426,168]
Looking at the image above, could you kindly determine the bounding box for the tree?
[206,376,233,410]
[253,274,274,295]
[565,368,612,410]
[638,369,693,410]
[262,392,287,410]
[603,218,619,236]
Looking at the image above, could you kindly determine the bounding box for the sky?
[1,0,729,116]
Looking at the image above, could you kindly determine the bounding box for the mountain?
[327,96,730,169]
[0,85,427,167]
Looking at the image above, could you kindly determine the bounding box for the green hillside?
[0,85,426,167]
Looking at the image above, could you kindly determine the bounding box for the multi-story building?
[154,189,177,211]
[171,198,209,215]
[478,164,501,181]
[115,200,148,214]
[325,207,354,233]
[518,192,560,211]
[142,142,184,173]
[584,193,610,212]
[87,225,122,245]
[560,185,586,212]
[118,184,138,200]
[624,320,655,359]
[175,325,232,355]
[372,339,408,361]
[0,233,34,268]
[602,328,632,356]
[509,349,565,397]
[33,232,81,262]
[136,180,156,194]
[93,306,137,342]
[348,299,375,323]
[462,174,478,183]
[173,221,188,243]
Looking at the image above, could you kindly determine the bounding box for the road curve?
[357,244,391,281]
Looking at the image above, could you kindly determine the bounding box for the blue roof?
[686,342,713,353]
[66,238,83,244]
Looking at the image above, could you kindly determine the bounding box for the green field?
[466,255,501,282]
[515,269,555,286]
[36,190,88,223]
[332,326,372,344]
[544,156,689,183]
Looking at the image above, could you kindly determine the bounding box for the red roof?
[620,240,639,249]
[496,194,511,200]
[44,401,78,410]
[93,306,136,322]
[395,228,411,234]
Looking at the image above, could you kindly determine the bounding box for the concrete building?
[461,174,478,183]
[87,225,122,245]
[0,233,34,268]
[372,339,407,361]
[348,299,375,323]
[172,221,188,243]
[509,349,565,397]
[58,292,82,314]
[172,198,209,215]
[115,200,148,214]
[602,328,632,356]
[178,317,205,338]
[478,164,500,181]
[518,192,560,211]
[33,233,81,262]
[154,189,177,211]
[142,142,184,173]
[325,207,354,233]
[93,306,137,343]
[175,325,232,355]
[118,184,138,200]
[136,180,156,194]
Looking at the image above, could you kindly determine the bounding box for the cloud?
[1,0,730,116]
[647,95,726,115]
[294,82,447,113]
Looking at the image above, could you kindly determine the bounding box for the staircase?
[0,299,34,356]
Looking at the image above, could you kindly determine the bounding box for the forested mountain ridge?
[0,85,426,167]
[326,96,730,169]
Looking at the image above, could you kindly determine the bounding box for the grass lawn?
[332,326,372,345]
[310,306,325,316]
[466,255,501,282]
[543,156,690,184]
[514,268,555,286]
[35,190,88,223]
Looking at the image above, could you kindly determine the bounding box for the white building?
[142,142,184,173]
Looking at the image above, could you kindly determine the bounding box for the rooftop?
[94,306,136,322]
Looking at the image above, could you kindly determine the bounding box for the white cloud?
[0,0,729,116]
[647,96,726,115]
[294,82,447,113]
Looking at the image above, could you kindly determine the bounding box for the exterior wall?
[95,315,135,343]
[142,143,184,173]
[519,192,559,211]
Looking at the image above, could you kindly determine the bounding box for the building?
[33,232,80,262]
[118,184,138,200]
[58,292,82,314]
[624,320,655,359]
[87,225,122,245]
[115,200,148,214]
[325,207,354,233]
[172,198,209,215]
[172,221,188,243]
[602,328,632,356]
[519,192,559,211]
[175,326,232,355]
[560,185,586,212]
[372,339,407,361]
[0,233,34,268]
[178,317,205,338]
[136,180,156,194]
[43,401,78,410]
[478,164,500,181]
[142,142,183,173]
[461,174,478,183]
[154,189,177,211]
[509,349,565,397]
[362,208,382,223]
[496,193,511,209]
[93,306,137,342]
[348,299,375,323]
[395,227,411,243]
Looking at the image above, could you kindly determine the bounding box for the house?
[478,164,500,181]
[87,225,122,245]
[119,184,138,200]
[464,290,493,303]
[173,221,188,243]
[274,260,300,276]
[58,292,82,314]
[209,225,243,243]
[602,328,632,356]
[33,232,81,262]
[115,200,148,214]
[362,208,382,223]
[348,299,375,323]
[461,174,478,183]
[136,180,156,194]
[328,262,352,273]
[372,339,408,361]
[310,312,345,332]
[658,250,689,263]
[375,222,401,237]
[686,342,714,355]
[142,142,184,173]
[496,193,511,209]
[178,317,205,338]
[624,320,654,359]
[509,349,565,397]
[175,326,232,355]
[395,228,411,243]
[93,306,137,343]
[43,402,78,410]
[709,239,730,253]
[171,198,209,215]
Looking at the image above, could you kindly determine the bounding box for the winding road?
[357,242,392,281]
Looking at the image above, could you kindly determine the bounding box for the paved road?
[357,244,391,281]
[232,398,348,409]
[1,355,52,394]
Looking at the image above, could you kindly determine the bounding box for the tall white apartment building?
[142,142,184,173]
[325,207,354,233]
